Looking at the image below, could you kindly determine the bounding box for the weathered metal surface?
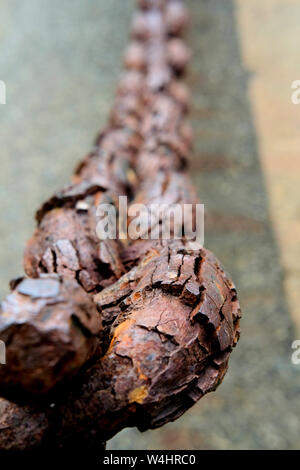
[0,275,101,398]
[0,0,241,452]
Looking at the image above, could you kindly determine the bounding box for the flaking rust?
[0,0,241,453]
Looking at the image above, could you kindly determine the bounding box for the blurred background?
[0,0,300,450]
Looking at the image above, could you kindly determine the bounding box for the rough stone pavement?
[0,0,299,450]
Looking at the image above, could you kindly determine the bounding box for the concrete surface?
[236,0,300,333]
[0,0,299,450]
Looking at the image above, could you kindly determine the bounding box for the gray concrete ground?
[0,0,299,450]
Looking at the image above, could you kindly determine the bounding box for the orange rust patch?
[105,319,135,355]
[113,319,135,337]
[93,192,103,207]
[128,385,148,404]
[132,292,141,301]
[141,248,160,266]
[120,280,129,289]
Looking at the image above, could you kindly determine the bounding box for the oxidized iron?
[0,0,241,452]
